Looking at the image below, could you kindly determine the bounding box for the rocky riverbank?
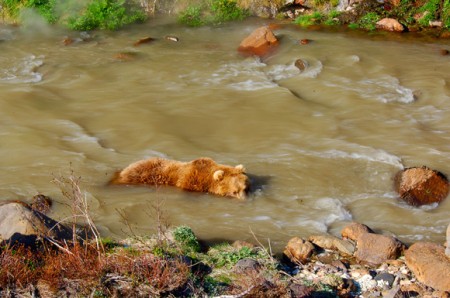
[0,193,449,297]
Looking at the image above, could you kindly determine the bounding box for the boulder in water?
[238,26,279,58]
[395,166,449,206]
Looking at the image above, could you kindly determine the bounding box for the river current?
[1,17,449,251]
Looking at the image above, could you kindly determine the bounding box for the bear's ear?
[235,164,246,172]
[213,170,224,181]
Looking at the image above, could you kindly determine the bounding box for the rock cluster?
[284,221,450,294]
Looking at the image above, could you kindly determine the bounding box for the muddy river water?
[1,17,449,251]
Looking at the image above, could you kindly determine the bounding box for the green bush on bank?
[177,0,249,27]
[0,0,147,30]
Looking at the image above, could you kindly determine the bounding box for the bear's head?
[212,164,250,199]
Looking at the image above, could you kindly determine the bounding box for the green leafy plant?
[173,226,201,254]
[358,12,380,30]
[324,9,341,26]
[417,0,440,27]
[205,244,258,268]
[178,5,205,27]
[67,0,147,31]
[211,0,248,23]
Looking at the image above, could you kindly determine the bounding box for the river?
[1,16,449,252]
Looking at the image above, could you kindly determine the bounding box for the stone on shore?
[405,242,450,291]
[395,166,449,206]
[0,201,71,247]
[308,234,355,256]
[284,237,315,264]
[341,222,373,241]
[376,18,404,32]
[354,233,405,266]
[238,26,279,58]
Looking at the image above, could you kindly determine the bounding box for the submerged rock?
[294,58,308,71]
[405,242,450,291]
[395,166,449,206]
[134,36,156,46]
[238,26,279,58]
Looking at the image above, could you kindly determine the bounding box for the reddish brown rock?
[133,37,155,46]
[395,166,449,206]
[376,18,404,32]
[405,242,450,291]
[299,39,310,45]
[341,222,373,241]
[441,49,449,56]
[294,59,307,71]
[284,237,315,264]
[354,233,404,266]
[238,26,279,58]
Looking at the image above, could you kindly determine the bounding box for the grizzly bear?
[111,157,250,199]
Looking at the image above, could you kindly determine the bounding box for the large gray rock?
[405,242,450,291]
[0,201,71,246]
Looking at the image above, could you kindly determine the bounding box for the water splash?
[0,55,44,83]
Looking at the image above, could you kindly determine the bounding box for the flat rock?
[308,234,355,256]
[405,242,450,291]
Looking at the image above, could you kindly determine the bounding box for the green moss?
[178,0,249,26]
[443,0,450,28]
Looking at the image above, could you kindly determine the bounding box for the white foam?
[297,198,352,232]
[292,140,404,169]
[192,57,307,91]
[325,74,415,103]
[0,55,44,83]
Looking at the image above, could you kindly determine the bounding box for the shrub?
[211,0,248,23]
[173,226,201,254]
[358,12,380,30]
[178,5,205,27]
[417,0,441,27]
[205,243,258,268]
[67,0,147,31]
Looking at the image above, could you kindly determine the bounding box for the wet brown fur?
[111,157,250,199]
